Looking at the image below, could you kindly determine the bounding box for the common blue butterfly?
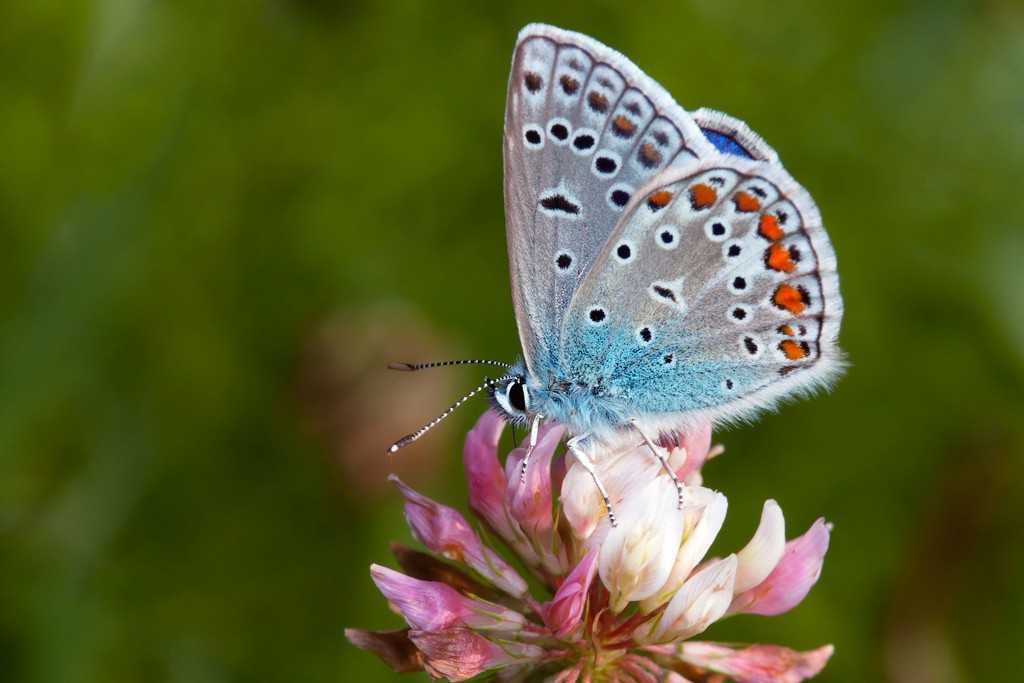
[389,25,843,523]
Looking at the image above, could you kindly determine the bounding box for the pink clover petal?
[729,518,831,616]
[671,419,713,481]
[370,564,467,631]
[549,661,584,683]
[680,642,834,683]
[369,565,524,632]
[344,628,423,673]
[543,549,599,637]
[619,653,666,682]
[409,627,544,682]
[463,410,514,537]
[390,475,528,597]
[508,422,566,538]
[462,412,559,576]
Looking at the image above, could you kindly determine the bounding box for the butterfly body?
[484,24,843,453]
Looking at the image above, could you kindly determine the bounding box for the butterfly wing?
[692,108,780,163]
[503,24,714,378]
[559,156,843,431]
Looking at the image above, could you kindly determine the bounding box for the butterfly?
[389,24,843,524]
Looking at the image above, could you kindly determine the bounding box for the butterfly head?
[488,374,531,426]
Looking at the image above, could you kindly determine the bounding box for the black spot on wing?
[539,194,580,215]
[573,134,595,150]
[653,286,676,302]
[595,156,617,174]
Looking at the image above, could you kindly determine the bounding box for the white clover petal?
[676,490,728,577]
[560,459,604,540]
[647,554,737,643]
[602,445,665,504]
[734,499,786,594]
[599,476,684,612]
[640,487,728,611]
[562,440,682,542]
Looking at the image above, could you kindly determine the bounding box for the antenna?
[386,375,512,454]
[388,359,512,372]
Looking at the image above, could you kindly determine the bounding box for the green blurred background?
[2,1,1022,681]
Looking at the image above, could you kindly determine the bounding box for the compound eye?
[507,381,527,412]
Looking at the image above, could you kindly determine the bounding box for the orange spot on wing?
[766,243,797,273]
[638,143,662,168]
[778,324,796,337]
[772,284,809,314]
[559,74,580,95]
[733,191,761,212]
[779,339,810,360]
[758,214,784,241]
[613,114,637,137]
[587,91,609,113]
[647,190,673,210]
[689,183,717,210]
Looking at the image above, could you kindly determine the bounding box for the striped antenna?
[386,375,512,454]
[388,359,512,372]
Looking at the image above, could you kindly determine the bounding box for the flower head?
[349,411,834,681]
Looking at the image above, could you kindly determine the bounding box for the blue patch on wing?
[701,128,754,159]
[563,323,762,417]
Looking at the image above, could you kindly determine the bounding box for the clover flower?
[347,411,833,681]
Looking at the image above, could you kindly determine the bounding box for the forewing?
[560,157,843,427]
[503,24,713,378]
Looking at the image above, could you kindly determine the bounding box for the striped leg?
[518,413,545,482]
[631,419,685,510]
[566,435,617,528]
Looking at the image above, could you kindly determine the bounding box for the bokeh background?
[2,1,1022,681]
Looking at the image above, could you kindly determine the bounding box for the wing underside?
[560,158,843,427]
[503,24,713,377]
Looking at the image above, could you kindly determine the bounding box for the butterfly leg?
[566,435,617,528]
[630,420,685,510]
[518,414,545,483]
